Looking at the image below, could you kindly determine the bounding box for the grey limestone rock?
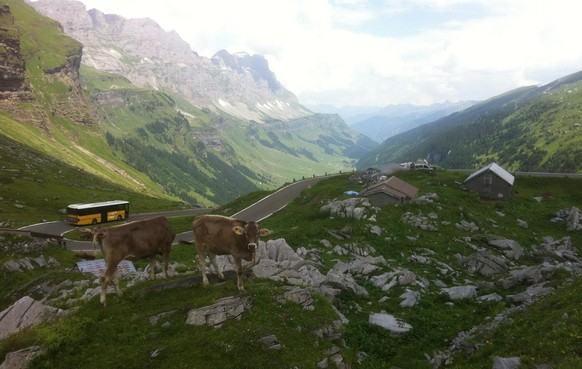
[0,296,64,340]
[368,313,412,334]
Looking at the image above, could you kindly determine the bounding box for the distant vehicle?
[411,163,435,173]
[66,200,130,226]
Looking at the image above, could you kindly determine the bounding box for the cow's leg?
[208,252,224,280]
[100,262,119,306]
[197,245,209,286]
[162,250,169,279]
[100,273,109,307]
[113,268,123,297]
[148,256,156,279]
[234,256,244,291]
[242,251,261,271]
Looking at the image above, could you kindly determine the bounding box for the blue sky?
[70,0,582,107]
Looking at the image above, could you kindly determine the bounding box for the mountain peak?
[211,49,282,92]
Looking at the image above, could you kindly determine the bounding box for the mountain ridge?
[1,0,374,206]
[356,73,582,172]
[30,0,312,123]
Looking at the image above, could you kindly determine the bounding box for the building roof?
[360,176,419,199]
[464,162,515,185]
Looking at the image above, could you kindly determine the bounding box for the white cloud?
[73,0,582,107]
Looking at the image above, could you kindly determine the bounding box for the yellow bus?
[66,200,130,226]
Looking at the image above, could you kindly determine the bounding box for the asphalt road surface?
[231,175,333,222]
[19,175,334,252]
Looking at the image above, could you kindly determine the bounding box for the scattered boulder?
[532,236,580,263]
[185,296,251,328]
[252,238,379,300]
[477,292,503,302]
[456,220,479,232]
[0,346,44,369]
[370,269,420,292]
[551,207,581,231]
[565,207,581,231]
[2,255,60,273]
[369,225,383,236]
[497,265,555,290]
[414,192,439,204]
[517,219,528,229]
[257,335,281,350]
[326,269,369,297]
[488,239,523,260]
[493,356,521,369]
[320,198,373,220]
[402,212,438,231]
[399,289,420,307]
[0,296,64,340]
[368,313,412,334]
[252,239,327,287]
[277,286,315,311]
[459,250,510,277]
[442,285,477,300]
[331,255,384,277]
[507,284,553,304]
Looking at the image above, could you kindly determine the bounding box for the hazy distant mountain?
[357,71,582,173]
[305,104,382,125]
[309,102,476,143]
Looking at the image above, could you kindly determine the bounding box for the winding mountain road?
[19,175,333,252]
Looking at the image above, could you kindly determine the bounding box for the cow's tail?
[92,231,104,258]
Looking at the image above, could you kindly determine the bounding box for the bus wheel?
[117,215,123,221]
[92,219,97,225]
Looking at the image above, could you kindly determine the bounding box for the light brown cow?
[92,216,175,306]
[192,215,270,290]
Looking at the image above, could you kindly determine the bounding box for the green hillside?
[82,67,373,204]
[1,0,373,208]
[0,134,182,228]
[357,72,582,173]
[1,171,581,368]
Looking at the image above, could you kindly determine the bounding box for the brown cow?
[92,216,175,306]
[192,215,270,291]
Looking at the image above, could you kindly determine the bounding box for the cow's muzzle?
[247,243,257,252]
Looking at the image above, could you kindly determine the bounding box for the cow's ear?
[233,226,244,235]
[259,228,270,237]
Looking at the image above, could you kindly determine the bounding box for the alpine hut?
[463,162,515,200]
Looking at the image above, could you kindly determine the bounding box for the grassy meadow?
[0,169,581,368]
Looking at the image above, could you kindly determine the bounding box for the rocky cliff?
[0,5,32,99]
[31,0,312,122]
[1,2,94,129]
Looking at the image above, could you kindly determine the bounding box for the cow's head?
[233,221,270,252]
[91,227,106,257]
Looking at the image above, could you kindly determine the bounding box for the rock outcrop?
[0,296,64,340]
[0,3,94,128]
[0,5,30,96]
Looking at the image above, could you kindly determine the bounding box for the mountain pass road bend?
[19,175,335,252]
